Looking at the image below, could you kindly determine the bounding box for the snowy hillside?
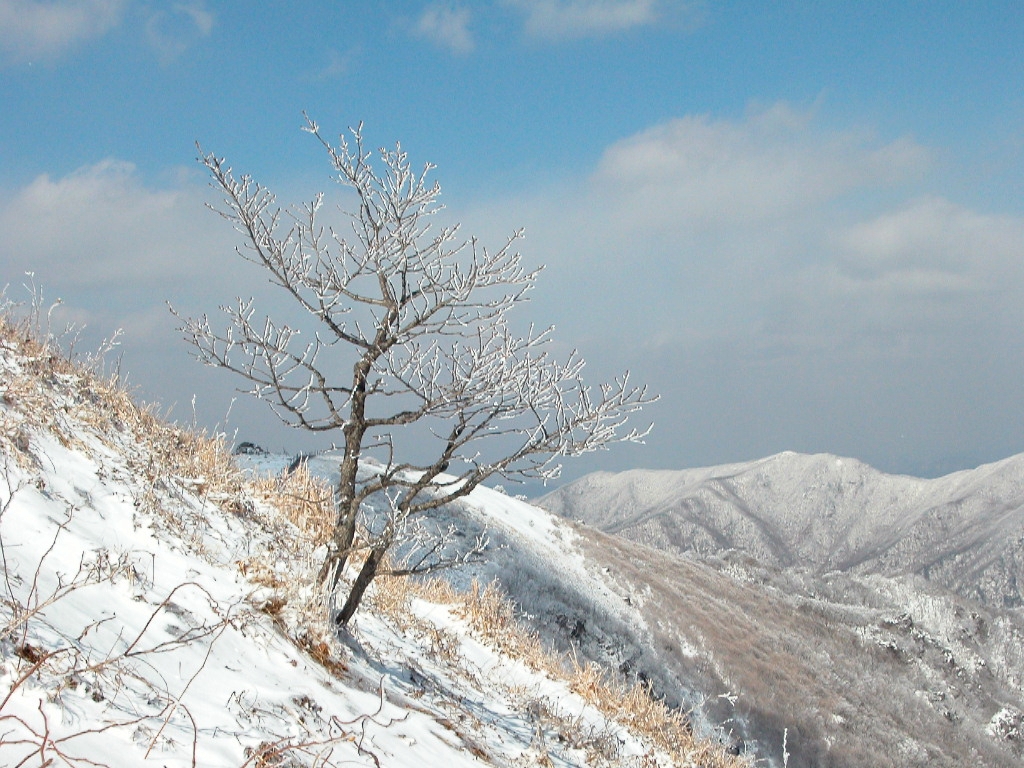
[0,316,739,767]
[259,454,1024,767]
[537,454,1024,767]
[540,451,1024,609]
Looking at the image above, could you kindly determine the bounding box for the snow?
[238,451,645,655]
[540,450,1024,609]
[0,343,694,767]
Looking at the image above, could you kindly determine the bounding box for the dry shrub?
[0,314,84,457]
[366,572,414,623]
[248,462,334,545]
[460,581,528,646]
[245,741,291,768]
[238,557,288,589]
[358,571,466,669]
[566,652,607,699]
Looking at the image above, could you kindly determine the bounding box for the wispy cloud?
[180,2,213,35]
[308,47,357,81]
[0,0,127,62]
[507,0,680,39]
[146,2,215,64]
[415,3,474,55]
[0,160,226,285]
[592,102,932,230]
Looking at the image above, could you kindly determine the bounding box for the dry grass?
[0,312,83,460]
[367,570,747,767]
[246,462,334,545]
[0,296,334,555]
[365,570,418,623]
[0,305,248,512]
[456,581,743,766]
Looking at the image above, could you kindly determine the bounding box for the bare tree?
[178,116,656,626]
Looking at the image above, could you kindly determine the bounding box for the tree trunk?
[335,543,387,627]
[318,456,362,594]
[319,500,358,594]
[318,367,370,595]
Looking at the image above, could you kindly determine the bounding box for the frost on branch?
[176,115,656,626]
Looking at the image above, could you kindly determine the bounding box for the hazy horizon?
[3,1,1023,485]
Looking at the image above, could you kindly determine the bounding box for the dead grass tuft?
[457,579,557,673]
[296,631,348,677]
[247,462,334,545]
[365,571,415,624]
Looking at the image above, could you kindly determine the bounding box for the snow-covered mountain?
[535,454,1024,767]
[539,451,1024,609]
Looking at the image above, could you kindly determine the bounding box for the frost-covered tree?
[179,117,655,626]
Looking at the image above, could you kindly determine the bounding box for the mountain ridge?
[540,450,1024,609]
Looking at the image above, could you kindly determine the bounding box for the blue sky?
[2,1,1024,485]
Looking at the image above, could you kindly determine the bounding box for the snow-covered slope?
[0,330,736,768]
[540,451,1024,609]
[570,526,1024,767]
[533,454,1024,766]
[257,452,1024,767]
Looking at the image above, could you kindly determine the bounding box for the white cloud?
[0,0,127,62]
[0,160,228,286]
[800,196,1024,338]
[459,101,1024,375]
[415,4,474,54]
[507,0,682,39]
[0,159,282,452]
[591,103,931,230]
[837,196,1024,283]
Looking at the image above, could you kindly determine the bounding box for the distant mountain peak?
[541,451,1024,608]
